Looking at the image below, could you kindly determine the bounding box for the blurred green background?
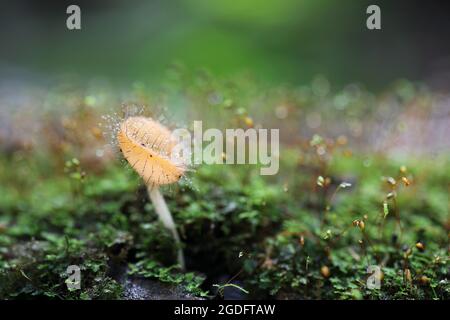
[1,0,450,90]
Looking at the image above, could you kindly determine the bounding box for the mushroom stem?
[147,186,185,270]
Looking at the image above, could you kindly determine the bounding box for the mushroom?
[117,116,186,270]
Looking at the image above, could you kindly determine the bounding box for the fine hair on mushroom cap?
[117,116,187,188]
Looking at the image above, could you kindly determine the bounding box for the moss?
[0,78,448,300]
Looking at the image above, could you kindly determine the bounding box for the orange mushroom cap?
[117,116,186,186]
